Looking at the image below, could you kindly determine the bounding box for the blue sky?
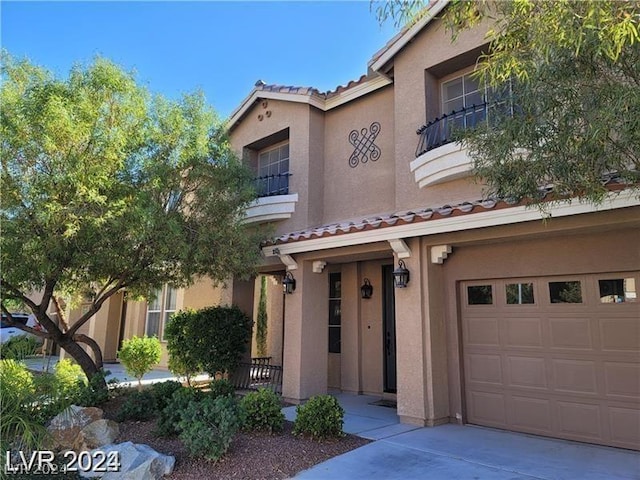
[1,1,398,118]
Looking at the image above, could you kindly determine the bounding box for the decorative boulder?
[79,442,175,479]
[47,406,105,451]
[75,419,120,451]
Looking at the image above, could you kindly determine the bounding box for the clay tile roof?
[263,175,631,247]
[254,81,323,98]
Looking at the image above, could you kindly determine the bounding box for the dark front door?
[382,265,397,393]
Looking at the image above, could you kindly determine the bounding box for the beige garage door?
[461,273,640,450]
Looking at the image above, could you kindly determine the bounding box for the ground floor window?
[328,272,341,353]
[145,285,177,340]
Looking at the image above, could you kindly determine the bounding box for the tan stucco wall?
[230,100,317,236]
[322,87,395,224]
[392,15,491,211]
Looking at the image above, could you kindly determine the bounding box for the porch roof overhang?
[261,184,638,258]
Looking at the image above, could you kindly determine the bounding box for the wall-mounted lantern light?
[360,278,373,299]
[392,260,410,288]
[283,271,296,294]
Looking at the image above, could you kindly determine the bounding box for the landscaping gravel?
[104,397,370,479]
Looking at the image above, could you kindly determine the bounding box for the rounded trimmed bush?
[293,394,344,439]
[240,388,284,433]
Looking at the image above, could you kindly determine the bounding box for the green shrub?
[178,395,242,462]
[293,394,344,439]
[155,387,202,437]
[71,370,111,407]
[0,360,48,460]
[208,378,236,399]
[1,335,40,360]
[116,390,157,422]
[118,335,162,390]
[54,359,87,395]
[165,309,201,383]
[0,359,35,399]
[151,380,183,412]
[240,388,284,433]
[165,306,252,379]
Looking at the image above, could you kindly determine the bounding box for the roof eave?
[368,0,450,74]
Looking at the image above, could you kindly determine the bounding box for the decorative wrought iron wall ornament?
[348,121,381,168]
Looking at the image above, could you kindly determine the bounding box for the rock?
[79,442,175,480]
[47,406,105,451]
[76,419,120,450]
[48,405,104,430]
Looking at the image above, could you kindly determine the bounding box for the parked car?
[0,313,44,344]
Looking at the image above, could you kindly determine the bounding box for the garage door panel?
[511,396,552,431]
[600,318,640,351]
[604,362,640,398]
[462,273,640,450]
[468,391,507,425]
[556,401,602,439]
[467,353,503,385]
[552,359,598,395]
[465,318,500,346]
[505,317,543,347]
[507,356,548,389]
[549,318,595,350]
[608,407,640,446]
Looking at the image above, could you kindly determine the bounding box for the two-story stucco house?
[224,3,640,451]
[64,1,639,451]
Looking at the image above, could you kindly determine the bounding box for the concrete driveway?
[289,394,640,480]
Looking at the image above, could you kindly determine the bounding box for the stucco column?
[393,237,428,425]
[422,243,450,425]
[340,263,361,393]
[282,261,328,402]
[394,237,450,426]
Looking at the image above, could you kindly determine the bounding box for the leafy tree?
[375,0,640,205]
[0,52,263,388]
[118,335,162,390]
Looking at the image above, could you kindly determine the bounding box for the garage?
[461,273,640,450]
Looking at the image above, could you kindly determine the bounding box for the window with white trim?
[145,285,177,340]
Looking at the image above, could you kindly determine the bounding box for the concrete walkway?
[290,393,640,480]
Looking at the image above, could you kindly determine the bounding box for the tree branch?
[73,333,104,370]
[67,279,127,337]
[0,303,55,339]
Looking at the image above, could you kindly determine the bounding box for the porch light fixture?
[360,278,373,299]
[393,260,410,288]
[283,272,296,294]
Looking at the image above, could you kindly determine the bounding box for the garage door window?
[506,283,534,304]
[548,281,583,303]
[599,277,637,303]
[467,285,493,305]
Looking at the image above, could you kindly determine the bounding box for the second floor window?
[145,285,177,341]
[442,73,486,130]
[256,143,290,196]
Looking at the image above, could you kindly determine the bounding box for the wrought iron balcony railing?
[415,103,489,157]
[254,173,291,197]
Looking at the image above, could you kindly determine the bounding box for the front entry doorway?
[382,265,397,393]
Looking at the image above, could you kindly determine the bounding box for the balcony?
[243,173,297,224]
[410,104,487,188]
